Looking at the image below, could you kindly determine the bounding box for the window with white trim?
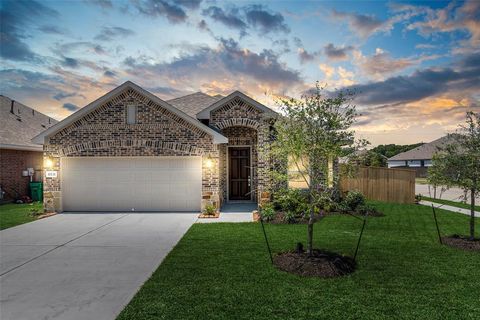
[126,105,137,124]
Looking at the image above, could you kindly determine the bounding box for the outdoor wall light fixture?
[44,158,54,169]
[205,156,214,168]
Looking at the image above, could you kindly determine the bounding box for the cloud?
[0,0,58,61]
[293,37,319,64]
[123,38,302,95]
[202,4,290,36]
[38,25,65,35]
[103,70,117,78]
[319,64,335,79]
[331,10,387,38]
[94,26,135,41]
[318,64,355,86]
[62,103,80,111]
[53,92,76,101]
[202,6,247,35]
[61,57,79,68]
[353,48,440,79]
[53,42,107,56]
[146,86,182,96]
[86,0,113,8]
[415,43,436,49]
[348,52,480,106]
[392,1,480,48]
[131,0,199,24]
[324,43,354,61]
[244,5,289,33]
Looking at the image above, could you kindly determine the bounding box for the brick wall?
[0,149,43,200]
[43,88,220,212]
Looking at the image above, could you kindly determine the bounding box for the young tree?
[269,84,367,255]
[430,112,479,240]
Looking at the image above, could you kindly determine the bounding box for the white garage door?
[61,157,201,212]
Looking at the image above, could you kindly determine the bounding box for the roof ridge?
[167,91,212,101]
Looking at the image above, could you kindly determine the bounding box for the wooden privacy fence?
[340,166,416,204]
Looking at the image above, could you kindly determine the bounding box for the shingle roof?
[0,95,57,151]
[167,92,223,117]
[388,135,457,161]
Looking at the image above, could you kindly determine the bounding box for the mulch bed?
[442,235,480,252]
[263,210,383,224]
[273,249,356,278]
[198,212,220,219]
[264,212,322,224]
[35,212,57,220]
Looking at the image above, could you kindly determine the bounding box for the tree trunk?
[307,195,314,256]
[470,188,475,241]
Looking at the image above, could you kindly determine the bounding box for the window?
[127,105,137,124]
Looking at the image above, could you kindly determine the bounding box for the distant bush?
[342,190,366,211]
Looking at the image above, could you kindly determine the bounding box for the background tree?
[269,84,367,255]
[429,112,479,240]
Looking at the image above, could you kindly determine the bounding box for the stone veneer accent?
[43,88,220,212]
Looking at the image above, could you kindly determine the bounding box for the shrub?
[283,211,297,224]
[203,204,217,216]
[272,188,308,217]
[343,190,366,211]
[259,203,276,221]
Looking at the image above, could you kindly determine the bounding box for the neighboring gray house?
[33,81,277,213]
[387,135,456,177]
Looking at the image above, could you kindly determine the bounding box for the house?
[0,96,57,200]
[33,81,277,212]
[387,135,456,177]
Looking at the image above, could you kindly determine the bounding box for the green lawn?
[0,202,43,230]
[422,196,480,212]
[118,202,480,320]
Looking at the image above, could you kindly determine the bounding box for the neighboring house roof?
[196,91,277,119]
[32,81,228,145]
[0,95,57,151]
[388,135,457,161]
[167,92,223,118]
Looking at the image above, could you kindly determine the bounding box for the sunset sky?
[1,0,479,146]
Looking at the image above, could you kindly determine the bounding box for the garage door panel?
[62,157,201,212]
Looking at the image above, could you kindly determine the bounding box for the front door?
[228,147,251,200]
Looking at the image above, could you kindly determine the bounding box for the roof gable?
[196,91,276,119]
[33,81,227,144]
[0,96,57,151]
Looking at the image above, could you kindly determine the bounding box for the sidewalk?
[419,200,480,218]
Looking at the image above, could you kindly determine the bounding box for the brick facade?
[42,86,275,212]
[0,149,43,200]
[43,88,220,212]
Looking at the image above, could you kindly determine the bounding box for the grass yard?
[118,202,480,320]
[0,202,42,230]
[422,196,480,212]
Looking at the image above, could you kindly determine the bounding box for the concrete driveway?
[0,212,197,320]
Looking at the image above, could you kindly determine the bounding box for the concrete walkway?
[0,212,197,320]
[419,201,480,218]
[196,203,257,223]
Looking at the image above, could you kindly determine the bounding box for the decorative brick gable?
[210,96,273,204]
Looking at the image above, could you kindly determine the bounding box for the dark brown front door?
[228,147,251,200]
